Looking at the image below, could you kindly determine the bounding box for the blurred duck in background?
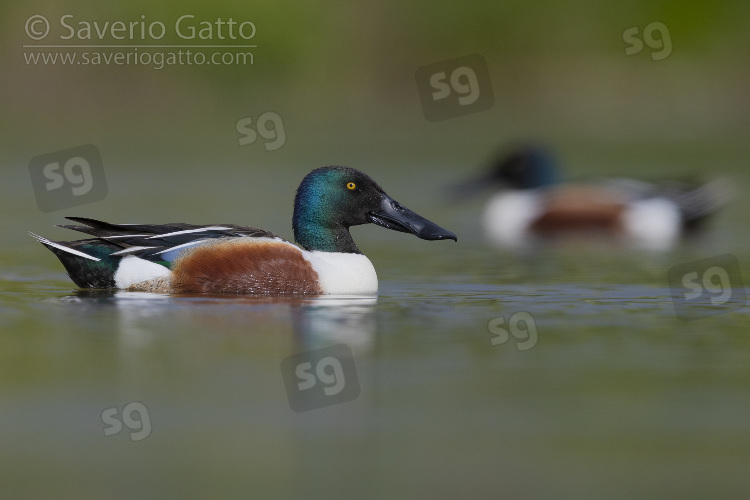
[456,146,732,251]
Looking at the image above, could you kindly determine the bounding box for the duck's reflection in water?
[67,289,377,354]
[290,295,377,353]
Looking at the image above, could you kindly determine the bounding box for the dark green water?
[2,239,750,499]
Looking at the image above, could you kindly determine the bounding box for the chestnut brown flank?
[171,239,322,294]
[531,186,626,234]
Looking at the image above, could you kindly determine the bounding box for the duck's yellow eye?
[346,182,357,190]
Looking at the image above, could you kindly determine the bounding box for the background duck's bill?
[449,173,496,200]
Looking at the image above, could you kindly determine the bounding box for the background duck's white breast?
[483,192,542,247]
[304,251,378,295]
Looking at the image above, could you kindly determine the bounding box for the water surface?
[2,242,750,499]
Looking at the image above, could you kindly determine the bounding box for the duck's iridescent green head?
[492,146,559,189]
[293,166,457,253]
[452,146,560,199]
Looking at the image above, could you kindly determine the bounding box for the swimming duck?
[32,166,457,294]
[457,147,731,250]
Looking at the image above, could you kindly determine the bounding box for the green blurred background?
[2,0,748,247]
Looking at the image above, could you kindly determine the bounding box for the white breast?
[482,192,542,248]
[303,251,378,295]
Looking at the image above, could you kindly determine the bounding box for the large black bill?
[367,195,457,241]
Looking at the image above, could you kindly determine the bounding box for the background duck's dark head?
[491,146,560,189]
[293,166,457,253]
[453,146,560,198]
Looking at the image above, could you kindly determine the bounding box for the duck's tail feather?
[30,232,121,288]
[667,178,734,230]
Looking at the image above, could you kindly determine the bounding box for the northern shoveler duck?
[32,166,457,294]
[456,146,731,250]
